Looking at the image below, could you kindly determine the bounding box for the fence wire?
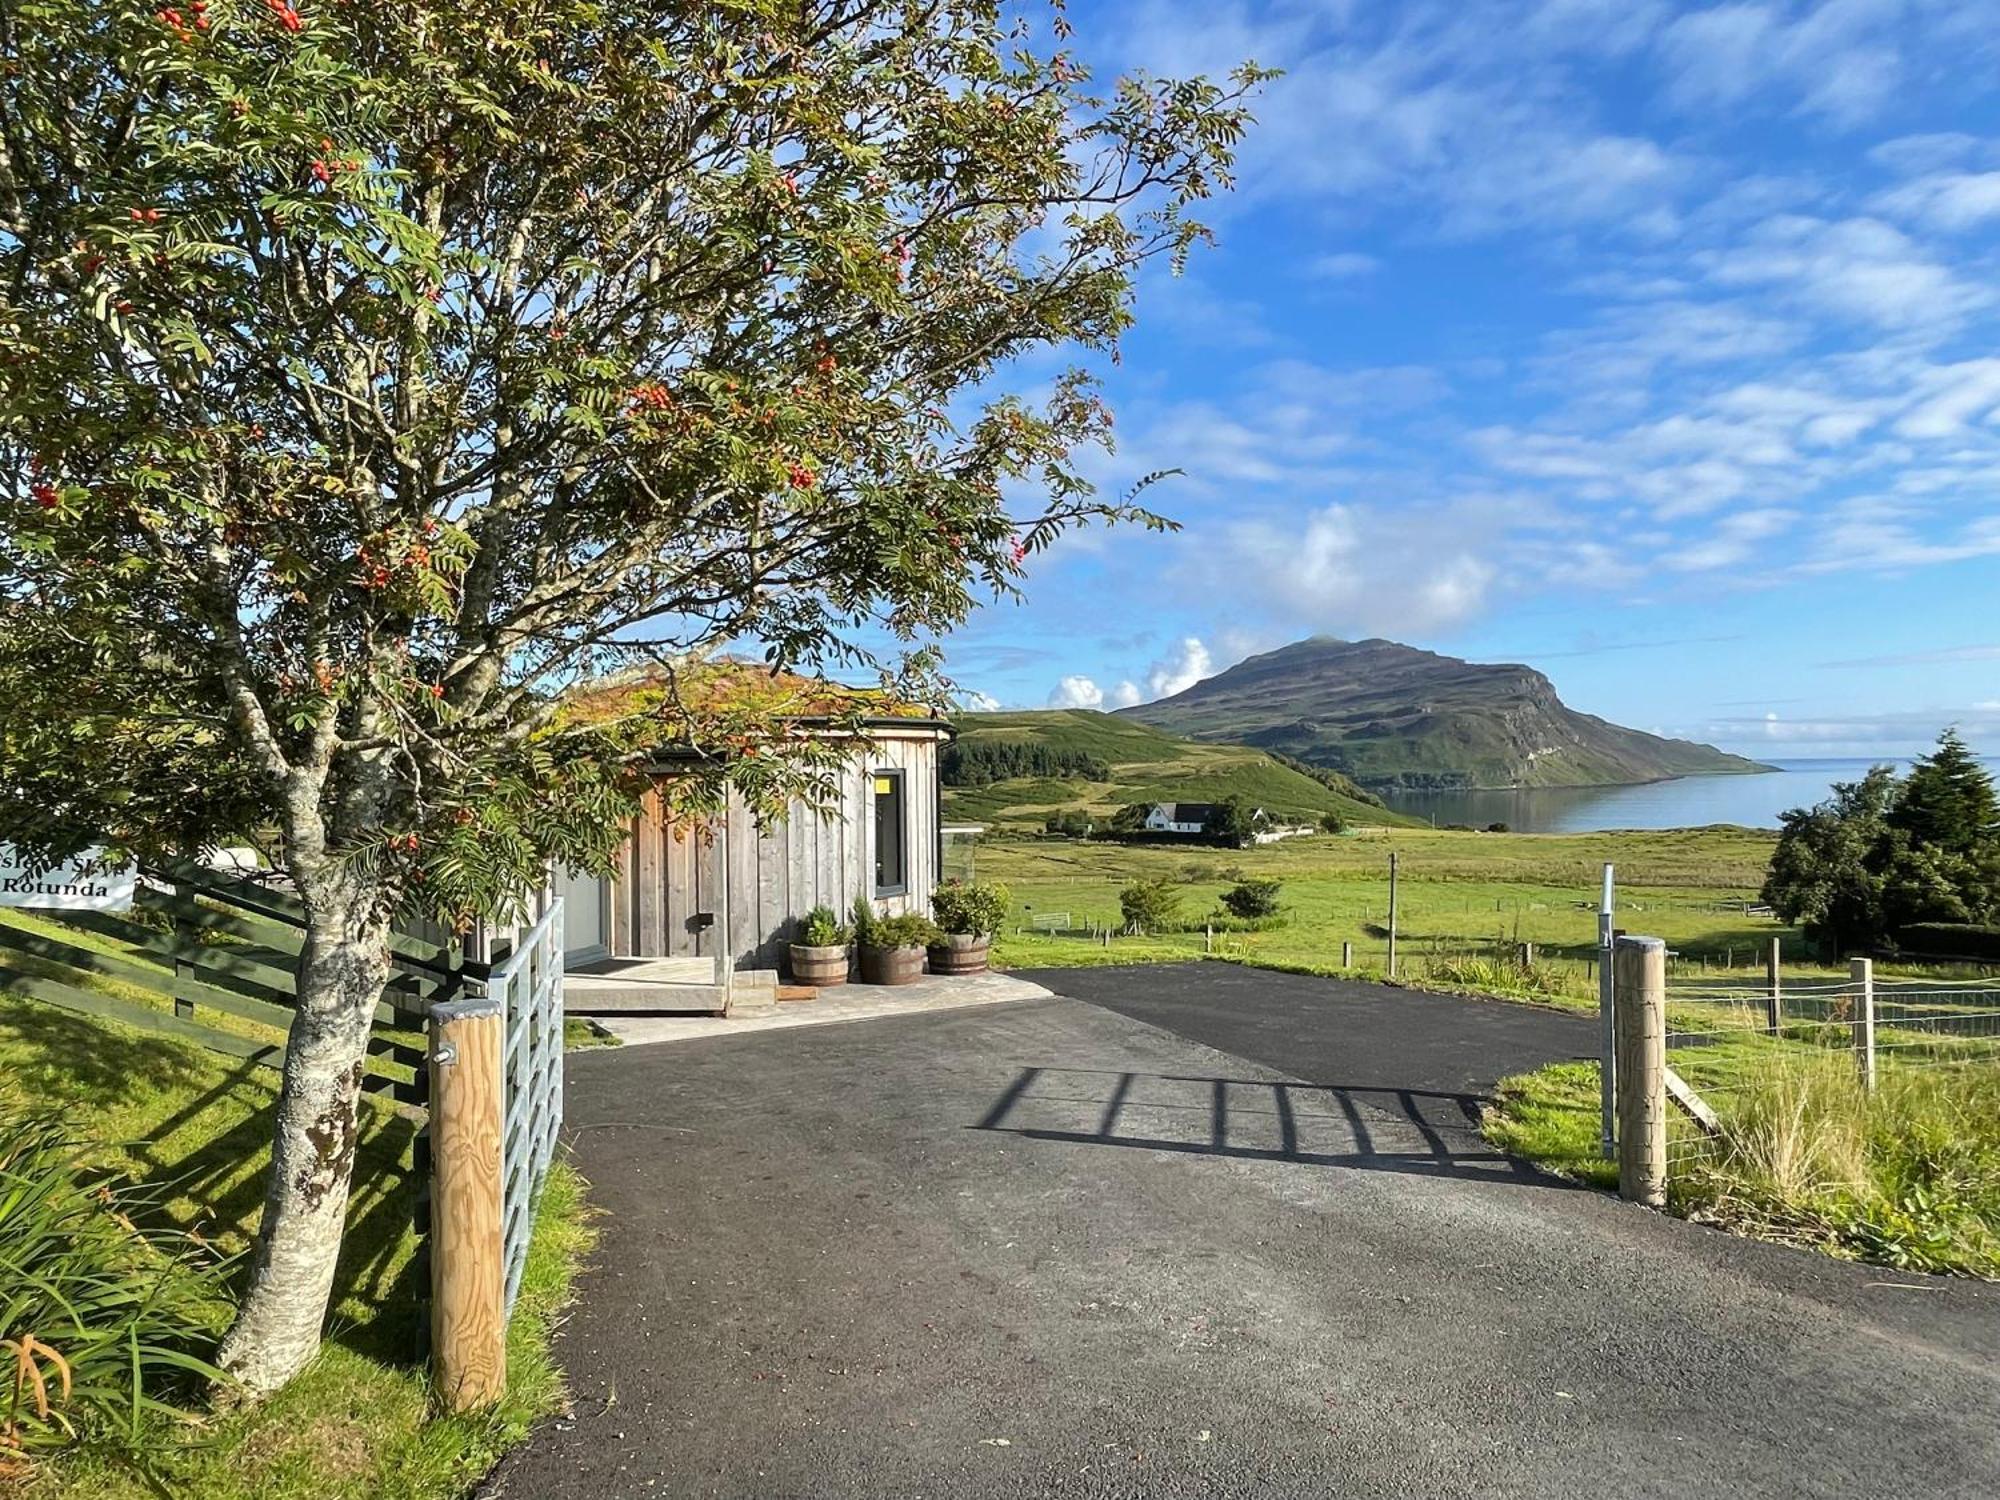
[1661,972,2000,1171]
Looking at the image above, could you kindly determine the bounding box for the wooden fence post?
[1613,935,1667,1207]
[1765,937,1782,1036]
[1341,940,1353,968]
[429,995,506,1411]
[1851,956,1875,1094]
[1386,852,1399,979]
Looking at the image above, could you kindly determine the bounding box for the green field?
[944,709,1401,832]
[979,824,1795,1002]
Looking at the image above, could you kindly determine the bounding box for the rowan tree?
[0,0,1264,1391]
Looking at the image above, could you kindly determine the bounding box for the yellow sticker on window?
[874,776,894,795]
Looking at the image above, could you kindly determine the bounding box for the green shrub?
[930,879,1010,936]
[1319,812,1347,834]
[870,912,939,949]
[849,894,879,947]
[0,1109,229,1468]
[797,904,850,947]
[1220,878,1282,919]
[1118,877,1182,934]
[1896,923,2000,961]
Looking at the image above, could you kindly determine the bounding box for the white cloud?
[1047,676,1105,710]
[1310,252,1381,279]
[1662,507,1799,572]
[1215,503,1499,635]
[1656,0,1906,127]
[1145,639,1213,699]
[957,690,1001,712]
[1698,215,1990,331]
[1871,171,2000,233]
[1108,680,1144,708]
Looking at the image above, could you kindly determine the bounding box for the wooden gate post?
[1851,956,1875,1094]
[1386,852,1399,979]
[1341,939,1353,968]
[1613,935,1667,1207]
[429,995,506,1411]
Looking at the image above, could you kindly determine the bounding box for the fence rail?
[1659,964,2000,1169]
[0,860,451,1104]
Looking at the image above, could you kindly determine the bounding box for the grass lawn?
[980,824,1801,1007]
[5,991,595,1499]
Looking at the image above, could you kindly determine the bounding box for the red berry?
[31,482,59,509]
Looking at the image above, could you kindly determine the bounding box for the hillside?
[941,709,1409,831]
[1116,637,1775,791]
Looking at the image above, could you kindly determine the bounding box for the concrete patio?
[594,969,1054,1046]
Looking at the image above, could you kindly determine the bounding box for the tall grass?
[1673,1058,2000,1276]
[0,1108,228,1475]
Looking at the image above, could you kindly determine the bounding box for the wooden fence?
[0,858,567,1412]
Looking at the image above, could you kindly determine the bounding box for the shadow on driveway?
[973,1063,1560,1187]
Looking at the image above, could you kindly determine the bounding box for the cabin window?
[873,770,907,895]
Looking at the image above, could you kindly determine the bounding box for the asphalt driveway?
[489,966,2000,1499]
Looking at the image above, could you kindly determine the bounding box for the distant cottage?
[1141,802,1266,835]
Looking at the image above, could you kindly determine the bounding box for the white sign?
[0,845,136,911]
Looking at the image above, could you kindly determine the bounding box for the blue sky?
[943,0,2000,758]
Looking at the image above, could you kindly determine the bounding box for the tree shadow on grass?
[1,997,427,1367]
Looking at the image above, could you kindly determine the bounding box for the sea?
[1375,757,2000,834]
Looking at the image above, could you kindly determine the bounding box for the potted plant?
[927,879,1010,975]
[853,896,935,986]
[789,904,852,987]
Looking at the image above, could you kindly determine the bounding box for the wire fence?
[1661,970,2000,1170]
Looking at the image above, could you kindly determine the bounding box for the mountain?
[940,709,1411,831]
[1115,637,1776,791]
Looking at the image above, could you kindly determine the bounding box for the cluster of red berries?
[156,2,208,41]
[264,0,303,33]
[310,141,361,188]
[787,462,816,490]
[1009,539,1029,566]
[628,381,673,413]
[128,206,163,225]
[30,482,59,509]
[389,833,421,854]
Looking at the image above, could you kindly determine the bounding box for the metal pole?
[1387,851,1399,979]
[1598,862,1616,1160]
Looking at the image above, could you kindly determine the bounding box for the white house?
[1141,802,1267,835]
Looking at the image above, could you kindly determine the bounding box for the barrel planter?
[789,943,851,987]
[926,932,990,976]
[858,942,926,986]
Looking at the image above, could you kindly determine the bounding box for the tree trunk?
[216,877,394,1394]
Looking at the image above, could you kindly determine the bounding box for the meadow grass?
[1484,1037,2000,1278]
[983,825,1797,1006]
[4,992,595,1499]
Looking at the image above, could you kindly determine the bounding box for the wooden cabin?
[551,713,952,1011]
